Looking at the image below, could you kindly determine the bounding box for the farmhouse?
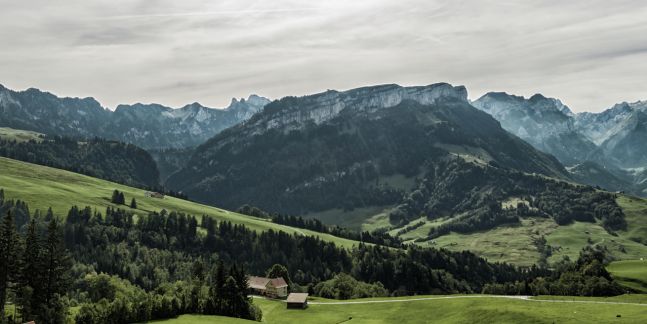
[144,191,165,198]
[286,293,308,309]
[248,276,289,298]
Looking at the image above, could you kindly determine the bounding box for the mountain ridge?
[0,83,270,149]
[473,91,647,196]
[168,83,569,217]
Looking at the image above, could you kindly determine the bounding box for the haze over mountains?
[473,93,647,196]
[0,84,269,149]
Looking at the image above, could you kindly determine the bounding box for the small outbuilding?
[286,293,308,309]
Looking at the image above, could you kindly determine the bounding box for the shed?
[286,293,308,309]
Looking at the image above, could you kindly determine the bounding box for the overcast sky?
[1,0,646,112]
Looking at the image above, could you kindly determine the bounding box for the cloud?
[0,0,646,112]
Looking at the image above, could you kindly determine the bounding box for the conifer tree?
[0,211,19,322]
[17,218,41,322]
[39,219,71,324]
[118,192,126,205]
[130,198,137,209]
[44,207,54,222]
[111,190,120,204]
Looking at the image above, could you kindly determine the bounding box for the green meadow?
[608,260,647,293]
[153,295,647,324]
[0,127,43,142]
[0,157,360,248]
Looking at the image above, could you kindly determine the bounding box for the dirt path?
[307,295,647,307]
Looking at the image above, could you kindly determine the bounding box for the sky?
[1,0,646,112]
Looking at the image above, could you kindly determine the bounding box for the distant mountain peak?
[0,84,270,149]
[240,82,468,136]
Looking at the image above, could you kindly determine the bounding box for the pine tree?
[17,219,41,323]
[207,261,226,314]
[221,276,238,316]
[45,207,54,222]
[232,264,250,318]
[0,210,19,322]
[39,219,71,324]
[130,198,137,209]
[118,192,126,205]
[111,190,120,204]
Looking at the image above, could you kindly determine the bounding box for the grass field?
[608,260,647,293]
[381,196,647,266]
[153,294,647,324]
[0,157,360,248]
[0,127,43,142]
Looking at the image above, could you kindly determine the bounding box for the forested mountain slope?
[0,128,160,187]
[168,83,568,216]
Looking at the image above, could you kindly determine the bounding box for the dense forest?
[0,136,160,187]
[388,157,626,238]
[0,188,629,323]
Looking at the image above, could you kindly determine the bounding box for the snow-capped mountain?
[0,84,269,149]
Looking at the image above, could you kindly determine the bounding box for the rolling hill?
[0,156,360,248]
[0,127,160,188]
[607,260,647,293]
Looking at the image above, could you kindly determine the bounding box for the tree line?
[237,204,402,248]
[482,246,625,296]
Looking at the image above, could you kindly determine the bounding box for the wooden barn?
[286,293,308,309]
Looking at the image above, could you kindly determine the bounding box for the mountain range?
[166,83,567,214]
[473,93,647,196]
[0,84,269,149]
[2,81,647,266]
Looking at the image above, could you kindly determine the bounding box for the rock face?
[473,92,647,196]
[255,83,467,131]
[0,84,269,149]
[167,83,568,213]
[472,92,597,166]
[575,101,647,169]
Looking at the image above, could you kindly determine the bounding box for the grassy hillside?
[608,260,647,293]
[0,157,360,248]
[0,127,43,142]
[155,295,647,324]
[354,195,647,266]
